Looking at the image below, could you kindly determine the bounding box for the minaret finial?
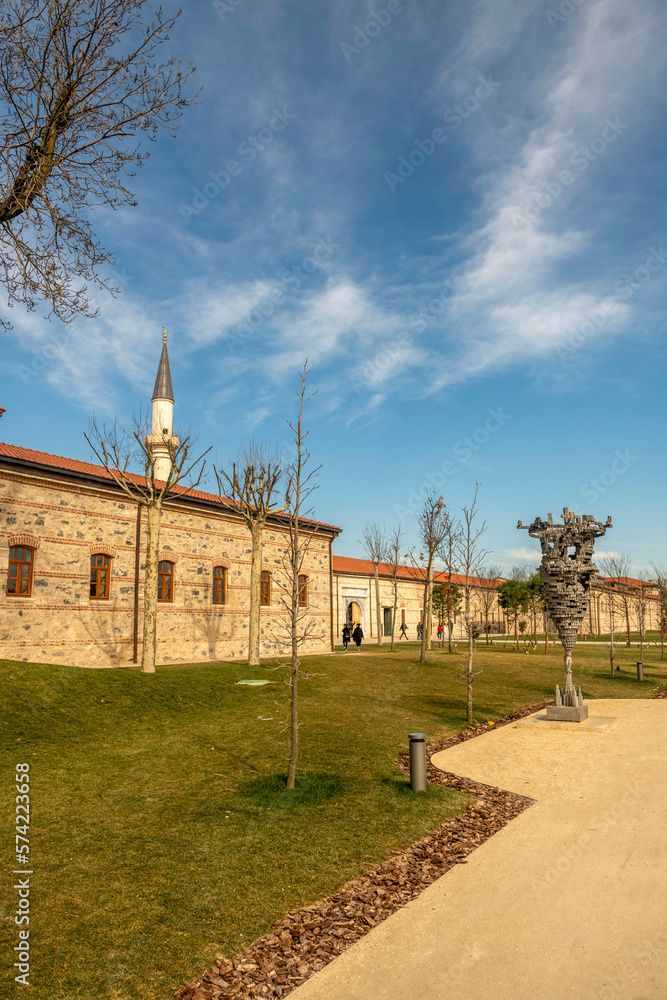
[163,326,167,344]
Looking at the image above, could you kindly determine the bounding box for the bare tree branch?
[0,0,197,325]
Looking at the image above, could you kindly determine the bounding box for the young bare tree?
[454,484,490,724]
[386,524,404,652]
[359,522,388,645]
[274,363,322,790]
[477,563,502,644]
[632,573,653,662]
[650,562,667,661]
[86,414,209,674]
[437,514,461,652]
[416,492,450,663]
[0,1,196,324]
[599,553,633,644]
[598,556,622,676]
[215,442,283,666]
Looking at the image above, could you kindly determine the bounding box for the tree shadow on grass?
[236,771,348,812]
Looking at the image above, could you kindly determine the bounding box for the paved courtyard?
[292,699,666,1000]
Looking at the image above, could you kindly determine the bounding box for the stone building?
[0,339,340,667]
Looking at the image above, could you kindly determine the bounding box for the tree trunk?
[286,522,300,790]
[514,613,519,651]
[625,604,631,646]
[448,610,453,653]
[391,577,398,652]
[425,557,434,651]
[248,521,263,666]
[466,638,474,724]
[141,502,161,674]
[420,554,434,663]
[374,564,383,645]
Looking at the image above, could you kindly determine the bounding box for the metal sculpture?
[518,508,612,721]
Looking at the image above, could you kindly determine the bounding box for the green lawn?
[1,644,664,1000]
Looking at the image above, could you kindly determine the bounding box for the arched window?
[90,554,111,599]
[260,570,271,606]
[157,561,174,603]
[7,546,34,596]
[212,566,227,605]
[298,574,308,607]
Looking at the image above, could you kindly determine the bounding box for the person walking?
[399,622,408,640]
[437,623,444,644]
[417,621,423,641]
[342,624,351,650]
[352,624,364,650]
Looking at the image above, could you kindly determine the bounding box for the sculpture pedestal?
[546,704,588,722]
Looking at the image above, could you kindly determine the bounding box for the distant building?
[332,556,504,640]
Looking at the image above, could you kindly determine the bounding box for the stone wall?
[0,469,334,667]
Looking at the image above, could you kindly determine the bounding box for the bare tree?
[0,1,196,324]
[598,556,622,676]
[454,485,490,724]
[599,553,633,644]
[650,562,667,661]
[477,563,501,644]
[415,493,450,663]
[359,522,388,646]
[386,524,404,652]
[632,573,653,662]
[438,515,461,652]
[274,363,322,791]
[215,442,283,666]
[86,413,209,674]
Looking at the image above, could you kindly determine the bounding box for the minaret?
[146,329,179,482]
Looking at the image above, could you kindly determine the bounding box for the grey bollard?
[409,733,427,792]
[637,661,644,682]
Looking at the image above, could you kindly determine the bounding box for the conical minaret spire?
[146,328,179,482]
[152,327,174,402]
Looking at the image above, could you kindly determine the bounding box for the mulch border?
[172,691,666,1000]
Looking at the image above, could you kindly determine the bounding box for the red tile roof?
[0,442,341,533]
[332,555,501,589]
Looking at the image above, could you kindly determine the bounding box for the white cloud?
[426,0,661,390]
[504,546,541,562]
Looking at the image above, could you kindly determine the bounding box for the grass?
[1,644,664,1000]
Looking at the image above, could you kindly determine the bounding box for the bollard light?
[409,732,427,792]
[636,661,644,682]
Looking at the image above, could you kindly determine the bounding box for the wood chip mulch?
[171,701,552,1000]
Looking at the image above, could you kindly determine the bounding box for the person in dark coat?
[352,624,364,650]
[399,622,408,640]
[342,624,351,650]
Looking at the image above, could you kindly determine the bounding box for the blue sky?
[2,0,667,573]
